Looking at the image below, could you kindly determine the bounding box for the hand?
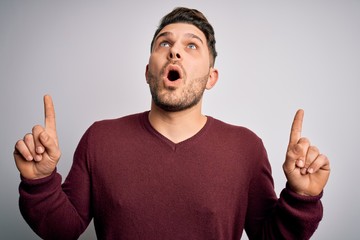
[14,95,61,179]
[283,109,330,196]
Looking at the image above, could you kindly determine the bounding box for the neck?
[148,101,207,144]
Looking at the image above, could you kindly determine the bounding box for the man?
[14,7,330,240]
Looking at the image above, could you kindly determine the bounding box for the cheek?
[148,55,165,72]
[185,62,209,77]
[186,53,211,74]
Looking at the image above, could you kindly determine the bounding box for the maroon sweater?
[19,112,323,239]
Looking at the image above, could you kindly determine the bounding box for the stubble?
[147,62,209,112]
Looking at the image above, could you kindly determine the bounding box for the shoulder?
[93,112,145,128]
[206,116,267,157]
[208,116,261,144]
[85,112,147,138]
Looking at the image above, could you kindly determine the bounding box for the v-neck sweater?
[19,111,323,240]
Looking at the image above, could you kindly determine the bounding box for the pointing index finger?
[44,95,56,131]
[289,109,304,147]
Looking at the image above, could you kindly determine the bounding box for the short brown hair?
[150,7,217,66]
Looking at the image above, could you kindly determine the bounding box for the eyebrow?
[155,31,204,45]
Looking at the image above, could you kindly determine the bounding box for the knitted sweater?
[19,111,323,239]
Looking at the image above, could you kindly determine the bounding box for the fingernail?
[27,155,33,161]
[36,146,44,154]
[307,168,314,174]
[297,159,304,167]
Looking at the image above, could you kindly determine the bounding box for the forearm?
[245,140,323,239]
[274,184,323,239]
[246,184,323,240]
[19,170,90,240]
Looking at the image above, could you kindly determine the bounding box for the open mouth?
[167,70,180,81]
[164,64,183,82]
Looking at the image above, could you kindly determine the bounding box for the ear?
[206,67,219,90]
[145,64,149,83]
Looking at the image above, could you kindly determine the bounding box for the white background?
[1,1,359,239]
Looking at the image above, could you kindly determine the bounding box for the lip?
[162,64,183,87]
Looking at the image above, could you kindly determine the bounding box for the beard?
[147,62,209,112]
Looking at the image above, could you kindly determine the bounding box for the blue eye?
[160,42,170,47]
[188,43,197,49]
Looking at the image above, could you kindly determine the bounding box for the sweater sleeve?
[244,140,323,240]
[18,128,93,240]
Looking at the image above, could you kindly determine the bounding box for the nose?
[168,48,181,61]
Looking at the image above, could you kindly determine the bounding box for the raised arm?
[16,95,92,239]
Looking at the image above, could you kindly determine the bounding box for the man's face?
[146,23,217,112]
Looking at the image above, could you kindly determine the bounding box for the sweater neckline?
[140,111,213,151]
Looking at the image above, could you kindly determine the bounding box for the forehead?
[157,23,206,42]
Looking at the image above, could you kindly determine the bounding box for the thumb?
[39,131,61,161]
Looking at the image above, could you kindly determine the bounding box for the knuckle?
[39,131,49,142]
[309,145,319,153]
[286,151,293,158]
[15,140,24,149]
[320,154,330,164]
[23,133,33,143]
[32,125,43,133]
[299,137,310,145]
[311,146,319,153]
[55,151,62,160]
[14,140,27,158]
[293,144,304,154]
